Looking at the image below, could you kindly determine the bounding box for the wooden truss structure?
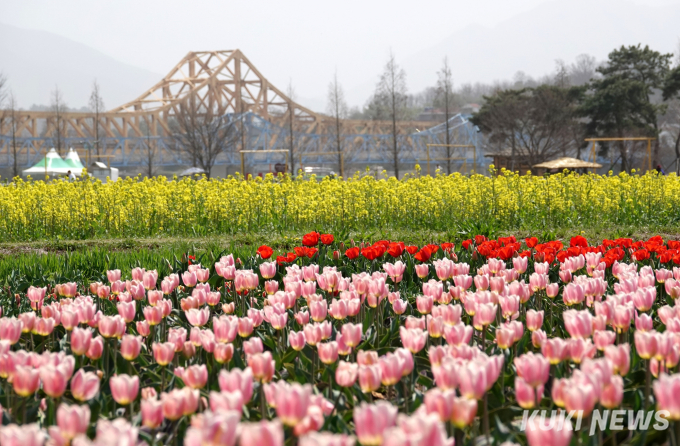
[0,50,483,171]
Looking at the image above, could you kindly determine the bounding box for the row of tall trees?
[325,53,459,178]
[472,44,680,173]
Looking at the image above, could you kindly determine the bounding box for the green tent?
[22,148,80,177]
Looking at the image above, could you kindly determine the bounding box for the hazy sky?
[2,0,679,110]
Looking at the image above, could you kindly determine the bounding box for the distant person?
[656,164,666,175]
[67,170,76,181]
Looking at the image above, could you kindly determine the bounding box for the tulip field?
[2,231,680,446]
[2,169,680,241]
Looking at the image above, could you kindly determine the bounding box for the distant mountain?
[403,0,680,91]
[0,22,162,109]
[343,0,680,108]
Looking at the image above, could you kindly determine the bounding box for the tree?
[287,81,297,175]
[6,92,19,178]
[663,64,680,173]
[569,54,598,86]
[435,57,455,174]
[171,93,240,178]
[89,80,105,157]
[326,70,348,177]
[374,52,408,178]
[141,117,159,178]
[472,85,582,169]
[581,45,672,171]
[0,72,7,108]
[50,86,67,157]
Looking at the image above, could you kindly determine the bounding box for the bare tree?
[6,92,19,178]
[171,93,239,178]
[89,80,105,157]
[287,81,297,175]
[375,51,408,178]
[569,54,598,86]
[141,117,158,178]
[50,86,67,157]
[0,73,7,109]
[436,57,455,174]
[326,70,348,176]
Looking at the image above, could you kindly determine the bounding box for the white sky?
[2,0,679,109]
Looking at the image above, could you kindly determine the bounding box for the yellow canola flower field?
[1,168,679,241]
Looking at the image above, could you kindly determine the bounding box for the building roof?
[533,157,602,169]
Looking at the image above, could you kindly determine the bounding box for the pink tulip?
[260,261,277,279]
[239,419,284,446]
[219,367,254,402]
[591,330,616,351]
[275,383,312,426]
[69,326,92,356]
[185,307,210,327]
[318,341,339,364]
[116,301,136,323]
[209,390,244,414]
[56,403,90,440]
[310,300,328,322]
[358,364,382,393]
[531,329,547,348]
[379,353,404,386]
[70,369,100,401]
[142,271,158,290]
[563,309,592,339]
[110,374,139,405]
[414,264,430,279]
[353,401,398,446]
[450,396,477,428]
[499,295,519,320]
[546,283,559,298]
[13,365,40,396]
[525,412,572,446]
[341,323,362,347]
[653,373,680,420]
[514,352,550,387]
[18,312,35,333]
[415,295,434,315]
[98,315,126,338]
[329,299,349,320]
[40,364,68,398]
[0,318,23,345]
[457,362,486,400]
[526,309,544,332]
[604,344,630,376]
[563,381,597,416]
[472,303,496,330]
[399,327,427,354]
[600,375,624,409]
[180,364,208,389]
[213,315,238,343]
[136,320,150,337]
[443,322,473,346]
[243,338,264,357]
[567,338,596,364]
[515,377,541,409]
[182,271,198,288]
[335,361,358,388]
[295,311,310,326]
[635,330,658,360]
[248,351,275,383]
[0,424,46,446]
[153,342,175,366]
[214,343,235,364]
[635,311,654,332]
[86,336,104,360]
[141,399,163,429]
[288,330,306,351]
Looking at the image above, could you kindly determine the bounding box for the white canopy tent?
[22,148,83,177]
